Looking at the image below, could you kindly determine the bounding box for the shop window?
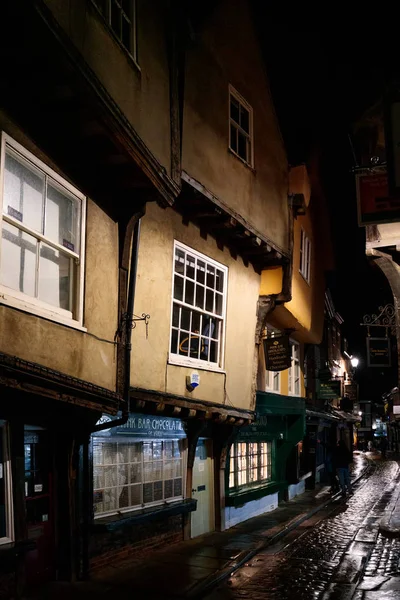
[92,0,137,62]
[0,421,13,544]
[92,438,185,517]
[170,241,227,369]
[299,228,311,283]
[0,133,86,327]
[229,441,272,490]
[229,85,253,167]
[289,341,301,396]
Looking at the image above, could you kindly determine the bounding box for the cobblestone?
[203,460,400,600]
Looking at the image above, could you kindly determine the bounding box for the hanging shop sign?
[94,413,186,439]
[367,337,391,367]
[344,383,358,403]
[355,171,400,226]
[318,380,341,401]
[264,335,291,371]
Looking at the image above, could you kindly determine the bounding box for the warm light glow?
[351,357,359,368]
[358,411,362,416]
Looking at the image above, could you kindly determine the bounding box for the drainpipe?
[92,217,142,432]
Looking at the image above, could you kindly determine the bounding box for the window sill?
[0,291,87,332]
[226,480,286,507]
[228,148,255,173]
[92,498,197,532]
[168,355,225,374]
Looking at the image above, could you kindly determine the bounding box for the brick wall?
[89,514,184,572]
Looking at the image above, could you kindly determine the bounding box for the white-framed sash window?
[299,228,311,283]
[289,341,301,396]
[169,241,228,369]
[0,421,14,545]
[92,0,138,63]
[229,85,253,167]
[229,441,272,490]
[0,133,86,328]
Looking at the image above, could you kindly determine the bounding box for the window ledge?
[168,356,226,374]
[226,480,286,507]
[0,292,87,332]
[227,148,256,173]
[92,498,197,532]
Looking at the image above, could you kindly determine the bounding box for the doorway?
[191,438,214,538]
[24,427,55,586]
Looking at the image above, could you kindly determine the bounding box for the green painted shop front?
[224,392,305,529]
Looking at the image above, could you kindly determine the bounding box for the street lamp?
[351,357,359,368]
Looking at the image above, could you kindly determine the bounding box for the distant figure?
[334,440,353,496]
[380,437,388,459]
[367,440,373,452]
[325,444,339,494]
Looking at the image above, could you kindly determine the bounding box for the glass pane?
[191,311,201,335]
[181,307,191,331]
[173,459,182,478]
[238,131,247,161]
[215,293,223,316]
[206,289,214,312]
[153,442,162,460]
[130,463,141,484]
[150,462,162,482]
[1,222,37,297]
[45,184,79,252]
[230,97,239,124]
[94,467,104,489]
[175,248,185,275]
[196,260,205,284]
[111,0,122,37]
[173,274,183,301]
[230,124,237,153]
[174,478,182,497]
[118,444,129,463]
[185,280,194,305]
[38,243,72,311]
[143,442,152,462]
[179,330,191,356]
[165,479,173,498]
[130,484,141,506]
[172,304,180,327]
[164,461,173,480]
[121,15,132,51]
[170,328,178,354]
[206,265,215,288]
[103,488,117,512]
[122,0,132,18]
[195,285,204,309]
[4,152,44,233]
[186,254,195,280]
[240,105,250,133]
[209,340,218,363]
[119,486,130,509]
[154,480,163,501]
[215,269,224,292]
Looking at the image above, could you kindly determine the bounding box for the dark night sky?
[253,7,400,400]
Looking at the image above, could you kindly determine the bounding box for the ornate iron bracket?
[132,313,150,338]
[360,304,396,337]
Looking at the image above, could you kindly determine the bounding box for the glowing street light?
[351,357,359,368]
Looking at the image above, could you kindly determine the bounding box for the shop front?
[224,391,305,529]
[89,413,196,571]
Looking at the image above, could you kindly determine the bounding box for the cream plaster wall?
[44,0,171,176]
[131,203,260,411]
[182,0,289,252]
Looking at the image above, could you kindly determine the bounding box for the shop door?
[191,439,214,538]
[24,428,55,586]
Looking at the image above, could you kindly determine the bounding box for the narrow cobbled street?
[204,459,400,600]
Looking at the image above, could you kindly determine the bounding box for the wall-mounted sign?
[93,413,186,439]
[356,171,400,226]
[367,337,391,367]
[318,380,341,400]
[264,335,291,372]
[344,383,358,403]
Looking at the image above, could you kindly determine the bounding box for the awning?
[330,409,359,423]
[306,408,340,421]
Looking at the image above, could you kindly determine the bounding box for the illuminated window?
[170,241,227,369]
[229,86,253,167]
[0,133,86,327]
[229,442,272,489]
[92,0,137,61]
[0,421,13,544]
[289,341,301,396]
[93,439,185,517]
[299,228,311,283]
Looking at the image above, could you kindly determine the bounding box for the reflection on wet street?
[204,460,400,600]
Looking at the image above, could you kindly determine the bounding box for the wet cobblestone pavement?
[204,460,400,600]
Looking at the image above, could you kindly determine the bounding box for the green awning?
[256,391,305,416]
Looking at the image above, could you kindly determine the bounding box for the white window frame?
[288,341,301,397]
[92,437,187,518]
[0,133,87,330]
[299,228,311,283]
[0,421,14,545]
[229,441,272,490]
[91,0,138,66]
[169,241,228,371]
[229,85,254,168]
